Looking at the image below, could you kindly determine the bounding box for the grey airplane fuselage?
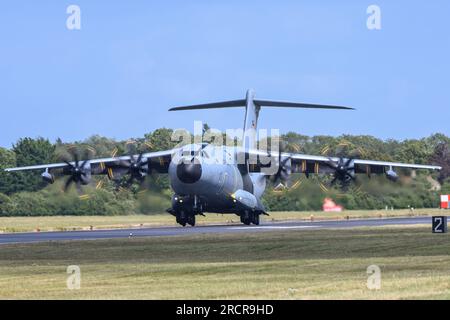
[168,144,266,214]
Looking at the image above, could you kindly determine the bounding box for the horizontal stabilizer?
[169,96,353,112]
[253,100,354,110]
[169,99,246,111]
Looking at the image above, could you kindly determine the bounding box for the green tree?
[0,147,16,194]
[0,193,11,215]
[11,137,55,193]
[144,128,177,151]
[429,142,450,184]
[396,139,429,164]
[441,179,450,194]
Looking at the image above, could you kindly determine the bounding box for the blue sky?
[0,1,449,148]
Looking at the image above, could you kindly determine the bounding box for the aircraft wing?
[244,149,441,175]
[4,149,178,175]
[289,154,440,175]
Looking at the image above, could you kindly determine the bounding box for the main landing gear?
[240,210,260,226]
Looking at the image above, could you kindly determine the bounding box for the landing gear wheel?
[187,215,196,227]
[253,213,260,225]
[176,218,186,227]
[176,211,187,227]
[240,211,251,225]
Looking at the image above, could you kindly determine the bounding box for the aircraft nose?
[176,159,202,184]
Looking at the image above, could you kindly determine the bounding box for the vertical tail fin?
[242,89,260,151]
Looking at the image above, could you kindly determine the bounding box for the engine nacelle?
[41,170,55,184]
[385,169,398,182]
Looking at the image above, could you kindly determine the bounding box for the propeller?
[271,157,291,186]
[324,157,355,187]
[267,142,292,187]
[63,152,91,194]
[114,153,149,186]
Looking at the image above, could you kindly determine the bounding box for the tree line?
[0,129,448,216]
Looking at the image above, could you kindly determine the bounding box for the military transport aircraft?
[4,90,441,226]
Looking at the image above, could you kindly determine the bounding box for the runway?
[0,216,432,245]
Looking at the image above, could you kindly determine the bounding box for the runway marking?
[230,225,320,230]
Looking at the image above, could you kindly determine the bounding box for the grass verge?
[0,225,449,299]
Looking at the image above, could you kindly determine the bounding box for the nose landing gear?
[168,195,202,227]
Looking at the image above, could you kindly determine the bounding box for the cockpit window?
[180,145,208,158]
[181,150,191,157]
[181,148,198,157]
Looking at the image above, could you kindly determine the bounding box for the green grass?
[0,208,444,233]
[0,225,449,299]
